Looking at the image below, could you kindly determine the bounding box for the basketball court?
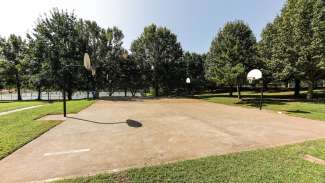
[1,98,325,182]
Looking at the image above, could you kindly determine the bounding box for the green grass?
[56,139,325,183]
[0,101,45,113]
[0,100,94,160]
[196,90,325,121]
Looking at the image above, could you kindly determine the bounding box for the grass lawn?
[0,101,46,113]
[196,90,325,121]
[56,139,325,183]
[0,100,94,160]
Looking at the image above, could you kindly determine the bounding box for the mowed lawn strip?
[56,139,325,183]
[0,100,94,160]
[0,101,45,113]
[196,90,325,121]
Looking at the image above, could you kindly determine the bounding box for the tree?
[78,20,107,98]
[0,37,6,90]
[131,24,183,96]
[206,21,257,99]
[119,53,149,97]
[182,52,206,92]
[25,34,51,100]
[0,35,27,101]
[270,0,325,99]
[257,23,277,89]
[294,0,325,99]
[32,8,83,100]
[101,27,126,96]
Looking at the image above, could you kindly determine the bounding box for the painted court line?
[0,105,44,116]
[43,149,90,157]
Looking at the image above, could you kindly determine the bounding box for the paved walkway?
[0,105,44,116]
[1,99,325,183]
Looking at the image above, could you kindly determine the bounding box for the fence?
[0,91,142,101]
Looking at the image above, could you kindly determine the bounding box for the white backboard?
[247,69,262,80]
[83,53,91,71]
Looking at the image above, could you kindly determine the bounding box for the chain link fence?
[0,91,142,101]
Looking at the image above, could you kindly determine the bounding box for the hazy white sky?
[0,0,284,53]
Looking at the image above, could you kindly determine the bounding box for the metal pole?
[187,83,190,95]
[260,80,264,110]
[63,89,67,117]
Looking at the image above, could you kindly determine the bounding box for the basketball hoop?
[247,69,262,83]
[247,69,264,110]
[247,77,255,84]
[91,67,96,76]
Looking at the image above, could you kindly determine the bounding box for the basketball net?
[248,77,255,84]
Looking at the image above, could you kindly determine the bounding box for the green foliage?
[266,0,325,99]
[25,34,52,99]
[28,9,128,98]
[0,35,27,100]
[257,23,277,84]
[31,8,82,98]
[181,52,206,91]
[206,20,257,96]
[131,24,183,95]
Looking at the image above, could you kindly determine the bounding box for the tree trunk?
[17,83,22,101]
[236,84,241,99]
[37,87,41,101]
[229,87,233,96]
[294,79,301,97]
[155,85,159,97]
[67,91,73,100]
[263,82,268,91]
[306,81,313,100]
[124,89,127,97]
[16,73,22,101]
[131,89,137,97]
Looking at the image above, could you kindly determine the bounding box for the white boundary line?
[43,149,90,157]
[0,105,44,116]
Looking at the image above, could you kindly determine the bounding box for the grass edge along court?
[55,138,325,183]
[0,100,94,160]
[196,90,325,121]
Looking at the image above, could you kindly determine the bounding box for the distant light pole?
[151,64,158,97]
[186,77,191,95]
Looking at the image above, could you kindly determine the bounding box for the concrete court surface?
[1,98,325,183]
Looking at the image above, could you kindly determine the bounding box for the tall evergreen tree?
[206,20,257,98]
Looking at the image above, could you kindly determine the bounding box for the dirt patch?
[304,154,325,165]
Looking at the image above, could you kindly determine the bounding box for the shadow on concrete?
[99,97,144,102]
[67,117,142,128]
[286,110,311,114]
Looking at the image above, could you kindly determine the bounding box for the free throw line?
[44,149,90,157]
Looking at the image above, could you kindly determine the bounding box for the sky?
[0,0,285,53]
